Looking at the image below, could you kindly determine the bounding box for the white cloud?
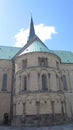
[14,24,57,47]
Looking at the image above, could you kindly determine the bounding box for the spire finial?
[28,14,35,41]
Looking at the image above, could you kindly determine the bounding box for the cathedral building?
[0,17,73,126]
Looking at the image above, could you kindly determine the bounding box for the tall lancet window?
[56,75,60,90]
[42,74,48,90]
[2,73,7,91]
[22,59,27,69]
[23,76,27,91]
[61,75,67,91]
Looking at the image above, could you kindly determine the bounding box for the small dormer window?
[22,59,27,69]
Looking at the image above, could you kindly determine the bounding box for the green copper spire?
[28,16,35,41]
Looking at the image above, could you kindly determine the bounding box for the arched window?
[42,74,48,90]
[23,76,27,91]
[38,57,48,67]
[22,59,27,69]
[56,75,61,90]
[61,75,67,91]
[2,73,7,91]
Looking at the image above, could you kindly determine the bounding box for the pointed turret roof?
[14,17,51,58]
[28,16,35,41]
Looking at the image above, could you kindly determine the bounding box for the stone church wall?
[13,52,68,125]
[0,60,12,124]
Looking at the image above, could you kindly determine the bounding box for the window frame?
[42,74,48,91]
[2,73,7,91]
[61,75,68,91]
[22,59,27,69]
[38,57,48,67]
[22,76,27,91]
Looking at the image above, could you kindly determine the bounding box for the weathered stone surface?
[0,123,73,130]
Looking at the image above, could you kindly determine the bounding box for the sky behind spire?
[0,0,73,51]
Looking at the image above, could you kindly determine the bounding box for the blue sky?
[0,0,73,51]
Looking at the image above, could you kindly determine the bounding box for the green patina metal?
[0,46,20,60]
[53,50,73,63]
[0,44,73,64]
[19,40,52,55]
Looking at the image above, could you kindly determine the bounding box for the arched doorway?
[3,113,9,125]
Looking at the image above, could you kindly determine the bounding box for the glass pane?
[61,75,67,91]
[2,74,7,91]
[42,75,47,90]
